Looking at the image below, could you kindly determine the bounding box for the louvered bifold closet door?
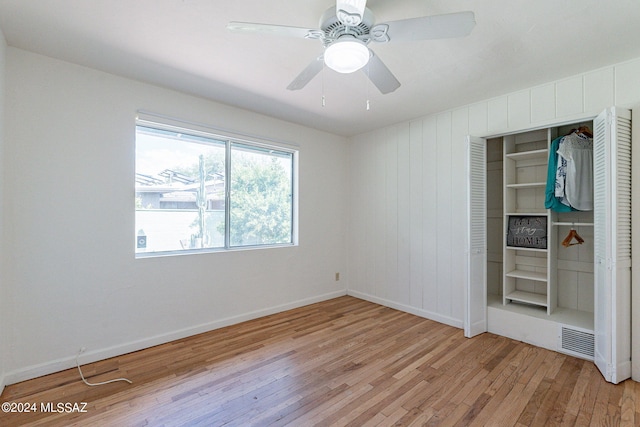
[593,107,632,384]
[465,136,487,338]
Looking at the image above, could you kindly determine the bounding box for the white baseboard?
[3,290,347,386]
[347,290,463,329]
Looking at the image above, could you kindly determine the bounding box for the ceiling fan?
[227,0,475,94]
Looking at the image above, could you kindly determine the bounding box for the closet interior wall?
[552,122,595,320]
[486,137,503,301]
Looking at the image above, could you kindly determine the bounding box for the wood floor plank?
[483,348,553,426]
[620,380,636,425]
[589,373,613,427]
[0,296,637,426]
[574,364,603,426]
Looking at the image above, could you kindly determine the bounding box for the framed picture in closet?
[506,216,547,249]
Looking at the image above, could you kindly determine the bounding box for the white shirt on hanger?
[556,133,593,211]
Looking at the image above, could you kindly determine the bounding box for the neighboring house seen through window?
[135,123,296,256]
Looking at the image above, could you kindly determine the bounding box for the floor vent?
[558,325,594,360]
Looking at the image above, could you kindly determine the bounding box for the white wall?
[2,47,349,384]
[0,24,7,395]
[347,57,640,329]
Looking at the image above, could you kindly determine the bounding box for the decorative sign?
[506,216,547,249]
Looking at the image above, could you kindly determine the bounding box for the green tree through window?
[229,148,292,246]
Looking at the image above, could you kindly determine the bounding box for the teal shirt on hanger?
[545,136,576,212]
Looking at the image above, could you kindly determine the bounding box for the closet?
[465,107,632,384]
[501,126,596,317]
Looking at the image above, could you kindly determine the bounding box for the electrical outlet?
[335,272,340,281]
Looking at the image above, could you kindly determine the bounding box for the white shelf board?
[505,182,546,189]
[505,246,548,253]
[505,290,547,307]
[505,269,547,282]
[488,294,593,330]
[505,149,548,161]
[505,211,548,216]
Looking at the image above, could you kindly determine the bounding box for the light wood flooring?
[1,296,639,426]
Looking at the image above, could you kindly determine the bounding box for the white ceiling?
[1,0,640,136]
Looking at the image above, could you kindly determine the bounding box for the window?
[135,122,296,256]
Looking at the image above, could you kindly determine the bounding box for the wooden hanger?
[577,126,593,138]
[566,126,593,138]
[562,228,585,247]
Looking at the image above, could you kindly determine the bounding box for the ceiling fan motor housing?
[320,7,375,45]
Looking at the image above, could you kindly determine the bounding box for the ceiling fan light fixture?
[324,38,370,73]
[336,0,367,26]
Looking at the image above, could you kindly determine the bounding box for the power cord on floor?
[76,349,132,387]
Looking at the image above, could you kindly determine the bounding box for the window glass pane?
[229,143,293,247]
[135,126,226,254]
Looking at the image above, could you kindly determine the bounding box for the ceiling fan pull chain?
[366,61,371,111]
[322,61,326,107]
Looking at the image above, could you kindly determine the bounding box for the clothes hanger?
[577,126,593,138]
[566,126,593,138]
[562,227,585,247]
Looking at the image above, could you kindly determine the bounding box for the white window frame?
[135,112,299,258]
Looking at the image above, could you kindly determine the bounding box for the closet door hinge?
[607,258,615,271]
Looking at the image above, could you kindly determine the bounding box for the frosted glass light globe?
[324,38,370,73]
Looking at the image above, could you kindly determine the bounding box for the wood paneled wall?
[347,57,640,329]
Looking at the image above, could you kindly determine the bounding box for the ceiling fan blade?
[363,51,400,94]
[336,0,368,26]
[287,55,324,91]
[375,11,475,42]
[227,22,319,39]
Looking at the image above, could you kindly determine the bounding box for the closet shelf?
[505,149,548,161]
[506,182,546,189]
[506,246,548,253]
[505,269,547,282]
[505,211,548,216]
[505,290,547,307]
